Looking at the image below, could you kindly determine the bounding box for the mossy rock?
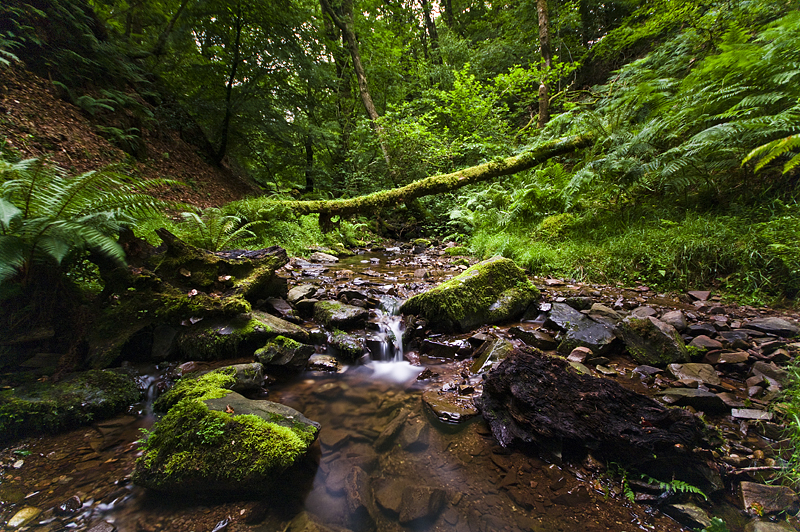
[399,256,540,332]
[176,312,309,360]
[313,301,369,330]
[413,238,433,248]
[616,316,690,366]
[255,336,315,372]
[0,370,140,443]
[445,246,471,256]
[328,330,365,362]
[135,368,319,493]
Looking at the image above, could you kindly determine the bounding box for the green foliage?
[777,359,800,489]
[0,155,169,286]
[179,207,262,252]
[700,517,731,532]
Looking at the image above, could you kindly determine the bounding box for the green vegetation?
[779,360,800,489]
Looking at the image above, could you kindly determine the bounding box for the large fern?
[179,208,264,252]
[0,156,170,286]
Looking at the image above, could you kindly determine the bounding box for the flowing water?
[0,250,693,532]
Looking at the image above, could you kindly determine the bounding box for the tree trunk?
[214,5,243,165]
[319,0,392,169]
[536,0,552,129]
[151,0,193,57]
[304,134,314,193]
[420,0,441,65]
[276,135,591,227]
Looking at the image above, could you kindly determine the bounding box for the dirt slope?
[0,63,259,208]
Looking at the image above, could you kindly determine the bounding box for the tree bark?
[319,0,392,169]
[304,134,314,193]
[151,0,193,57]
[420,0,441,65]
[214,3,244,165]
[536,0,552,129]
[275,135,592,227]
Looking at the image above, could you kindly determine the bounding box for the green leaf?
[0,197,22,233]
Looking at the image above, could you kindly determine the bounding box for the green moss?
[445,246,471,256]
[400,256,540,332]
[413,238,433,247]
[0,370,140,443]
[328,330,364,361]
[153,368,236,413]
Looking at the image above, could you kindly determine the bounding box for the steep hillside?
[0,63,259,208]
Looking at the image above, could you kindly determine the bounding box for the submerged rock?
[134,369,319,493]
[0,370,140,443]
[399,256,539,332]
[478,348,713,487]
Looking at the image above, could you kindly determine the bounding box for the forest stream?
[0,245,796,532]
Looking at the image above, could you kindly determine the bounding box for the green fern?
[0,156,170,285]
[179,208,263,252]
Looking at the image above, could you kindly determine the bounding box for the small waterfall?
[364,306,423,383]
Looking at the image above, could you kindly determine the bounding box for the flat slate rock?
[667,363,721,386]
[659,388,729,413]
[745,317,799,337]
[740,482,799,515]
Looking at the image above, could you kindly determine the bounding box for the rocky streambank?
[0,239,799,532]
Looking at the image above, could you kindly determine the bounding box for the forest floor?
[0,63,258,208]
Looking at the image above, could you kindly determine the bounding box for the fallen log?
[273,135,592,229]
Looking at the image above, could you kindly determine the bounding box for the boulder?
[667,363,721,386]
[175,312,309,360]
[255,336,315,372]
[0,370,140,443]
[134,370,319,493]
[546,302,617,355]
[660,310,687,332]
[509,326,559,350]
[470,337,514,374]
[616,316,690,366]
[659,388,729,413]
[399,257,539,332]
[288,284,318,304]
[328,331,365,362]
[314,301,369,330]
[479,348,712,487]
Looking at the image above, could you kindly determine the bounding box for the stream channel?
[1,248,724,532]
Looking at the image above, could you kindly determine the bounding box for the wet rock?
[151,325,178,360]
[552,486,592,507]
[744,520,797,532]
[546,302,586,331]
[422,390,479,423]
[731,409,773,421]
[509,326,559,350]
[633,365,663,380]
[308,354,340,372]
[420,339,462,358]
[586,303,622,325]
[470,337,514,373]
[660,310,687,332]
[134,371,320,493]
[373,477,407,515]
[687,323,717,337]
[663,503,712,529]
[667,363,721,386]
[0,370,140,443]
[398,486,446,525]
[557,317,617,356]
[399,419,430,451]
[225,362,265,392]
[7,506,42,528]
[689,335,724,351]
[262,297,299,322]
[704,351,749,364]
[751,361,789,386]
[314,301,369,330]
[616,316,690,366]
[564,296,593,310]
[56,495,82,516]
[744,317,799,337]
[567,346,592,363]
[659,388,729,413]
[288,284,317,304]
[632,306,658,318]
[310,252,339,263]
[328,331,365,362]
[399,256,540,332]
[255,337,315,372]
[479,348,711,487]
[740,482,799,515]
[374,408,410,451]
[86,522,116,532]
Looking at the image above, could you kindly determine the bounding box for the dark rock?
[744,520,797,532]
[374,409,410,451]
[398,486,446,525]
[420,339,463,358]
[751,361,789,386]
[688,291,711,301]
[564,296,592,311]
[633,365,663,380]
[344,467,372,530]
[470,337,514,373]
[422,390,479,424]
[295,298,318,316]
[546,302,586,331]
[328,331,365,362]
[744,317,799,337]
[224,363,265,393]
[740,482,799,515]
[307,354,339,372]
[56,495,82,516]
[659,388,729,413]
[558,318,617,356]
[151,325,178,360]
[314,301,369,330]
[86,522,116,532]
[399,257,540,332]
[631,306,657,318]
[479,348,711,485]
[509,326,559,350]
[704,351,749,365]
[262,298,300,322]
[689,335,723,351]
[687,323,717,337]
[567,346,592,363]
[255,337,315,372]
[616,316,689,366]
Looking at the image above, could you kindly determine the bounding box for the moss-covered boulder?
[135,368,320,493]
[313,301,369,330]
[328,330,365,362]
[616,316,690,366]
[399,256,539,332]
[0,370,140,443]
[175,312,309,360]
[255,336,315,372]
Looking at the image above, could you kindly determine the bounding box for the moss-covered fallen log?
[276,135,592,228]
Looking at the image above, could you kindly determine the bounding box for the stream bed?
[0,247,792,531]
